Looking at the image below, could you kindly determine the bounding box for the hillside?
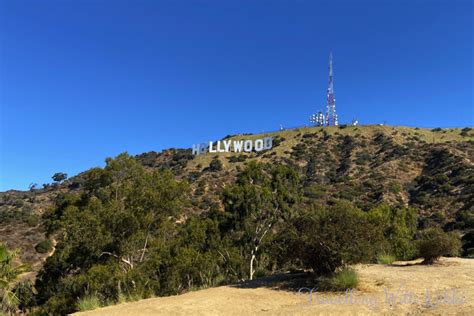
[75,257,474,315]
[1,125,473,315]
[1,125,473,277]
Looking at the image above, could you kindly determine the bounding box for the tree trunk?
[250,251,256,280]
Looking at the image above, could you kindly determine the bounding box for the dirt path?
[76,258,474,315]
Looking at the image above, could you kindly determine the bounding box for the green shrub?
[26,214,39,227]
[284,201,382,275]
[319,268,358,291]
[377,253,396,264]
[227,155,247,163]
[207,158,223,172]
[35,240,53,254]
[417,227,461,263]
[76,295,102,312]
[467,248,474,258]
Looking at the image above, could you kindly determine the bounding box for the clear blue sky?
[0,0,473,191]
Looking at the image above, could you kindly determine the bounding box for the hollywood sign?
[192,137,273,156]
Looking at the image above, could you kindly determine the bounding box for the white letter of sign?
[216,141,225,153]
[209,141,216,153]
[192,144,200,156]
[254,139,264,151]
[200,143,208,155]
[263,137,273,150]
[223,140,232,152]
[244,140,253,152]
[233,141,243,152]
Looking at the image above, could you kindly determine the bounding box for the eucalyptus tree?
[223,161,301,280]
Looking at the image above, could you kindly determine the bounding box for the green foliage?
[227,155,247,163]
[76,294,102,312]
[417,227,461,263]
[377,253,396,265]
[367,205,417,260]
[52,172,68,183]
[222,161,301,279]
[14,281,37,313]
[467,248,474,258]
[26,214,40,227]
[35,240,53,254]
[410,148,473,227]
[206,157,223,172]
[0,244,29,313]
[276,202,417,275]
[282,201,381,275]
[319,268,359,291]
[36,153,190,314]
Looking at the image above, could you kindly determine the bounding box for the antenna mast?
[325,53,338,126]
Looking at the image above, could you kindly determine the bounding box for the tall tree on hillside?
[223,162,301,280]
[37,153,188,312]
[52,172,68,184]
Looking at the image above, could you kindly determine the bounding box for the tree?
[52,172,68,183]
[367,205,417,260]
[223,162,301,280]
[285,201,379,275]
[417,227,461,264]
[0,244,29,313]
[36,153,189,314]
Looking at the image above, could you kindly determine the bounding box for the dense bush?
[279,202,381,275]
[206,157,223,172]
[417,227,461,263]
[35,240,53,254]
[275,202,417,275]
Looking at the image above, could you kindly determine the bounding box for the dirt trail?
[76,257,474,315]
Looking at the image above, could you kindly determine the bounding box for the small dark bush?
[35,239,53,254]
[26,214,40,227]
[206,158,223,172]
[417,227,461,263]
[228,155,248,163]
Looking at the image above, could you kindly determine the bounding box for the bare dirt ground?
[76,257,474,316]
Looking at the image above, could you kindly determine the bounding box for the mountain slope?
[1,125,473,277]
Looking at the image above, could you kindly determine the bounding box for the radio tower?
[325,53,338,126]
